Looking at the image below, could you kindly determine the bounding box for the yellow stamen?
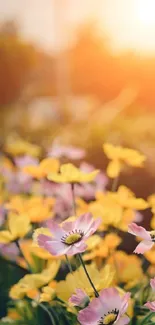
[65,233,82,245]
[103,313,117,325]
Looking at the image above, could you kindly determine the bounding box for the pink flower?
[78,287,130,325]
[144,301,155,311]
[143,278,155,311]
[128,223,154,254]
[37,213,101,256]
[69,289,89,308]
[48,144,85,160]
[14,155,38,168]
[150,278,155,291]
[0,243,19,261]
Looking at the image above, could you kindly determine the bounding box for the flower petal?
[144,301,155,311]
[45,240,70,256]
[46,220,65,239]
[78,297,103,325]
[120,293,131,315]
[84,218,101,238]
[150,278,155,291]
[69,289,88,307]
[116,316,130,325]
[128,223,151,240]
[75,213,93,233]
[78,307,100,325]
[37,234,52,249]
[134,240,154,254]
[100,287,122,312]
[67,241,87,256]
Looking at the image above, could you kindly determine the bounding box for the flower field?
[0,139,155,325]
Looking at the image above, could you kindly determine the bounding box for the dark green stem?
[141,312,154,325]
[78,254,99,297]
[65,254,73,274]
[39,303,56,325]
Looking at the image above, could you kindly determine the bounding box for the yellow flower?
[10,260,60,300]
[5,139,41,157]
[0,213,31,243]
[103,143,146,178]
[77,196,122,230]
[7,309,21,320]
[7,196,55,223]
[107,251,144,289]
[145,245,155,264]
[56,263,114,301]
[48,163,99,183]
[110,186,148,210]
[95,188,148,231]
[23,158,60,179]
[84,233,122,262]
[17,239,58,271]
[148,194,155,206]
[39,281,56,303]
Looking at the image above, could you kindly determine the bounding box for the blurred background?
[1,0,155,196]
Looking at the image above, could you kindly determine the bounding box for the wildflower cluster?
[0,140,155,325]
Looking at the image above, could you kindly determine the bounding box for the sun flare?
[135,0,155,27]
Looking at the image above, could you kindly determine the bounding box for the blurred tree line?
[1,20,155,110]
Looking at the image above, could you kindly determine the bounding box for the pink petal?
[45,240,70,256]
[120,293,131,315]
[62,221,75,232]
[128,223,151,240]
[144,301,155,311]
[69,289,88,307]
[78,296,103,325]
[116,316,130,325]
[100,287,122,312]
[75,213,93,233]
[67,241,87,256]
[78,306,100,325]
[46,220,65,239]
[84,217,101,238]
[150,278,155,291]
[37,234,52,249]
[134,240,154,254]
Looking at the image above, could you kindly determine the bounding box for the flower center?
[65,233,82,245]
[103,313,117,325]
[98,309,118,325]
[64,233,82,245]
[150,230,155,242]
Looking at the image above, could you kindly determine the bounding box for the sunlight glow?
[135,0,155,27]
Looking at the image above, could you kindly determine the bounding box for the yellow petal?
[40,158,60,174]
[8,214,31,239]
[103,143,123,160]
[0,230,14,243]
[23,166,43,179]
[106,160,121,178]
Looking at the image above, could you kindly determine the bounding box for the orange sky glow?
[1,0,155,55]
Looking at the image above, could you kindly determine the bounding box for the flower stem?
[111,174,119,192]
[140,312,154,325]
[78,253,99,297]
[71,183,76,215]
[39,303,56,325]
[15,240,32,272]
[65,254,73,274]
